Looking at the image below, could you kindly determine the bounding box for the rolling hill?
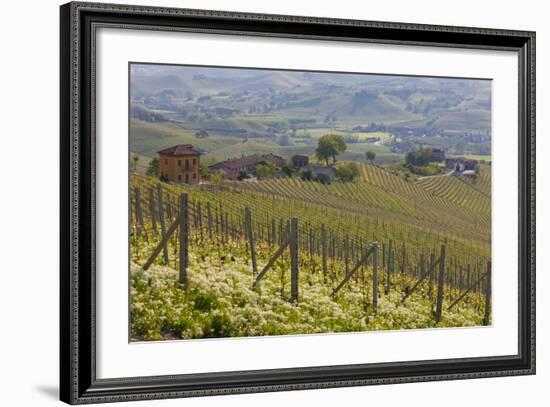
[131,161,491,264]
[130,64,492,139]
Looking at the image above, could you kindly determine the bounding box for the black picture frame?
[60,2,536,404]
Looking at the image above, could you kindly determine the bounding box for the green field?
[448,154,492,162]
[131,119,403,163]
[130,119,243,157]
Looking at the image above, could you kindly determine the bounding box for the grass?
[353,131,392,141]
[432,109,490,132]
[387,162,448,182]
[130,119,242,157]
[448,154,492,162]
[130,153,152,174]
[204,139,281,161]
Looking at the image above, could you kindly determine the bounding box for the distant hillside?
[130,64,492,159]
[130,119,242,158]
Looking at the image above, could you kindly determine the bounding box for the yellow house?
[158,144,201,184]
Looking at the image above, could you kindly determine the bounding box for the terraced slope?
[131,161,491,270]
[415,165,491,225]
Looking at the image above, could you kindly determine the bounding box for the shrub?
[335,162,359,182]
[281,165,294,177]
[316,174,332,184]
[146,157,160,177]
[405,148,441,166]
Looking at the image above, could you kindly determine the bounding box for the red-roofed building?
[158,144,201,184]
[209,153,285,180]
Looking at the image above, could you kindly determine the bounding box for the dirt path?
[417,170,454,180]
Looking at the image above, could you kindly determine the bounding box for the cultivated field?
[129,163,491,341]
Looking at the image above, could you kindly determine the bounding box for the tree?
[209,172,223,184]
[301,169,312,181]
[366,151,376,163]
[194,130,209,138]
[315,134,347,166]
[277,134,290,146]
[131,154,139,173]
[281,165,294,177]
[315,136,335,166]
[406,148,436,166]
[237,170,250,181]
[146,157,160,177]
[329,134,347,163]
[256,163,276,179]
[316,174,332,185]
[335,162,359,182]
[474,163,481,175]
[200,158,217,180]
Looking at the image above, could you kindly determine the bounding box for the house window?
[193,173,196,179]
[185,160,190,171]
[178,174,182,181]
[177,160,182,166]
[192,159,196,166]
[185,174,189,183]
[164,159,168,165]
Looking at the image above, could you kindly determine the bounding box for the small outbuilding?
[310,166,336,183]
[209,153,286,180]
[291,155,309,168]
[445,157,478,173]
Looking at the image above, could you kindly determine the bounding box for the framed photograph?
[60,1,535,404]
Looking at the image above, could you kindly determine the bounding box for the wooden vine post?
[321,224,328,281]
[134,186,144,236]
[271,218,276,246]
[290,217,299,303]
[344,234,350,277]
[142,215,181,271]
[245,207,258,276]
[435,244,446,323]
[419,252,425,293]
[207,202,213,239]
[372,242,379,315]
[156,184,169,264]
[179,193,188,285]
[196,201,203,239]
[483,261,492,326]
[429,249,435,300]
[148,187,157,232]
[385,239,393,294]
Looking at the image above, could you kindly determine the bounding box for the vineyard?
[129,163,492,341]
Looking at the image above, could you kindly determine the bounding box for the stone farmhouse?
[158,144,201,184]
[209,153,285,180]
[445,157,478,173]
